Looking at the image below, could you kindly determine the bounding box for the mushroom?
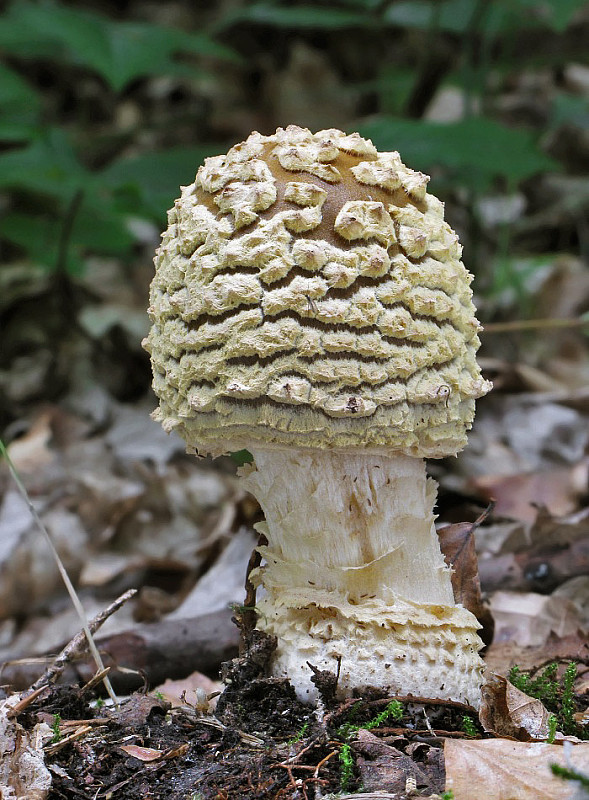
[144,125,492,708]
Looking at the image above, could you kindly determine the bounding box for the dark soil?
[18,633,484,800]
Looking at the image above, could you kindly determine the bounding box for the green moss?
[461,714,478,737]
[547,713,558,744]
[339,742,355,792]
[51,713,62,744]
[509,660,587,740]
[336,700,404,791]
[551,763,589,789]
[286,721,309,745]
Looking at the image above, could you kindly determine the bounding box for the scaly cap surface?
[145,125,491,456]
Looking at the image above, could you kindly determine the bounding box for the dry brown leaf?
[162,742,190,760]
[120,744,163,762]
[6,410,56,473]
[169,528,257,618]
[480,674,551,741]
[78,552,145,588]
[155,671,222,709]
[459,396,588,482]
[479,508,589,593]
[530,505,589,550]
[352,729,444,795]
[0,695,52,798]
[110,695,170,729]
[0,499,90,620]
[484,632,589,679]
[438,508,495,644]
[473,464,588,523]
[444,738,589,800]
[489,591,584,647]
[553,576,589,630]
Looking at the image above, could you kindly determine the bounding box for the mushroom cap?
[145,125,491,457]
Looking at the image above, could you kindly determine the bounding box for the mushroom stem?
[241,447,484,707]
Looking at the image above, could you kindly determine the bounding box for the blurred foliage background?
[1,0,588,429]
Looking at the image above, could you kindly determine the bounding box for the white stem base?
[241,447,484,708]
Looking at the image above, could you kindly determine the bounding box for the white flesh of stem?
[241,447,484,708]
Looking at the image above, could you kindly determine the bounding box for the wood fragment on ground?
[1,609,240,692]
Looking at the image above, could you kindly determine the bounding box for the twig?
[281,734,325,765]
[333,795,402,799]
[0,440,121,708]
[275,762,320,772]
[313,749,337,777]
[422,707,435,735]
[5,685,51,718]
[58,718,109,728]
[302,777,330,800]
[45,724,95,756]
[178,708,265,746]
[30,589,137,693]
[277,762,297,789]
[338,795,418,799]
[483,316,589,334]
[323,696,361,726]
[361,694,479,712]
[80,667,113,696]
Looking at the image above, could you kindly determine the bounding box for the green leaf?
[502,0,586,32]
[383,1,439,30]
[361,65,416,115]
[71,202,136,255]
[0,6,61,58]
[549,94,589,132]
[0,64,40,141]
[381,0,521,36]
[99,145,222,218]
[0,125,136,270]
[358,116,558,190]
[0,200,135,272]
[491,253,556,307]
[544,0,587,31]
[90,22,238,91]
[382,0,585,34]
[0,121,38,141]
[0,128,90,199]
[383,0,479,34]
[0,64,40,108]
[0,212,79,272]
[216,3,373,31]
[2,0,238,92]
[332,0,382,8]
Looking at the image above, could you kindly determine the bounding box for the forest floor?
[2,34,589,792]
[1,253,589,797]
[9,624,589,800]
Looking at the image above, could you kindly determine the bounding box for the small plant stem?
[461,0,491,120]
[0,440,119,708]
[31,589,136,692]
[55,189,84,276]
[53,189,85,340]
[404,0,443,118]
[551,764,589,789]
[483,317,589,334]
